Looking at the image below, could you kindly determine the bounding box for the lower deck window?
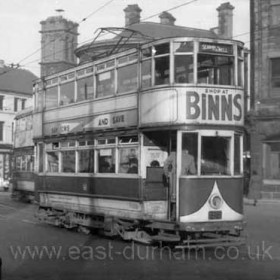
[97,149,115,173]
[47,152,59,172]
[78,150,94,173]
[201,136,230,175]
[119,147,138,174]
[61,151,75,173]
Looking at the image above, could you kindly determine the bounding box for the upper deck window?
[154,43,170,85]
[197,54,234,85]
[117,63,138,94]
[45,86,58,109]
[197,42,234,86]
[174,41,193,53]
[77,76,94,101]
[96,70,115,98]
[60,81,75,105]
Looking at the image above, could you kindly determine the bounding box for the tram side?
[12,108,35,202]
[33,37,247,246]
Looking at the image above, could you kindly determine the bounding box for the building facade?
[0,60,36,183]
[250,0,280,200]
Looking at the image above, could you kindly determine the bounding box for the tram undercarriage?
[36,204,245,249]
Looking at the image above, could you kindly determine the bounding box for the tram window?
[197,54,234,85]
[77,76,94,102]
[174,41,193,53]
[155,56,170,85]
[154,43,169,55]
[26,155,34,172]
[117,63,138,94]
[181,133,198,175]
[15,156,21,171]
[45,86,58,109]
[61,151,76,173]
[97,149,115,173]
[60,81,75,106]
[119,147,138,174]
[174,55,193,83]
[78,149,94,173]
[78,141,86,146]
[47,151,59,173]
[142,47,152,58]
[119,136,138,144]
[141,60,152,88]
[234,135,241,175]
[96,70,115,98]
[238,59,243,87]
[201,136,230,175]
[38,143,44,173]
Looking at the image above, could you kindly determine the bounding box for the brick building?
[250,0,280,200]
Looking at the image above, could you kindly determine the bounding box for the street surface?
[0,191,279,280]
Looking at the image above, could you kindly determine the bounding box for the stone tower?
[40,15,79,77]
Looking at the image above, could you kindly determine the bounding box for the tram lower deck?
[36,129,245,247]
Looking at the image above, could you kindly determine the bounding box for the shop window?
[117,63,138,93]
[61,150,76,173]
[77,76,94,101]
[97,149,115,173]
[47,151,59,172]
[201,136,230,175]
[78,149,94,173]
[60,81,75,105]
[96,70,115,98]
[263,143,280,179]
[119,147,138,174]
[174,55,193,83]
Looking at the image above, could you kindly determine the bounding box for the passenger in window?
[99,156,112,173]
[127,149,138,174]
[181,149,196,175]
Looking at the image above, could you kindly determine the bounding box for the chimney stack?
[124,4,142,26]
[217,2,234,39]
[159,11,176,26]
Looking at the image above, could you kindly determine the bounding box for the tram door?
[143,131,177,219]
[176,131,198,220]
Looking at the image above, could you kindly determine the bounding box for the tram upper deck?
[33,36,246,139]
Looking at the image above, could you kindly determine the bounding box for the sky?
[0,0,250,77]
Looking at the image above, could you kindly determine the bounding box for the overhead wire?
[21,0,200,71]
[0,0,115,78]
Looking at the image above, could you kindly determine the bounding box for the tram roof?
[119,22,219,40]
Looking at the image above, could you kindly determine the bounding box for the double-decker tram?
[12,108,35,201]
[34,36,246,247]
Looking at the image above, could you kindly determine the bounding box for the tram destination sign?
[199,42,233,54]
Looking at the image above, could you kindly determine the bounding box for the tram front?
[139,37,247,239]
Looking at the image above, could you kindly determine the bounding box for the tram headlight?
[209,194,223,210]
